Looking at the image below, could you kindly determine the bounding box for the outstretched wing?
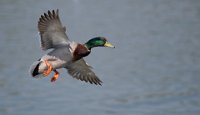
[66,59,102,85]
[38,9,70,50]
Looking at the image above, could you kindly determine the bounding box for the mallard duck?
[29,9,114,85]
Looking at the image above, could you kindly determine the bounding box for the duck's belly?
[39,56,68,72]
[38,47,72,73]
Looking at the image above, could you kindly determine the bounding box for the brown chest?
[73,44,90,61]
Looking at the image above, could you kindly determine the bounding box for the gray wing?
[66,59,102,85]
[38,9,70,50]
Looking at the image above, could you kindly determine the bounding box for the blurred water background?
[0,0,200,115]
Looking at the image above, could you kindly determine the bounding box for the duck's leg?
[51,70,59,82]
[42,60,53,76]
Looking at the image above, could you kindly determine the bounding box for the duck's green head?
[85,37,115,50]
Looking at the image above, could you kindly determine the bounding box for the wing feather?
[66,59,102,85]
[38,9,70,50]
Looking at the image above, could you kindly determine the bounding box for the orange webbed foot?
[42,60,53,76]
[51,70,59,82]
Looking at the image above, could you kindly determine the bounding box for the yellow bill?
[104,41,115,48]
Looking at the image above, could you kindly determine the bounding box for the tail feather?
[30,61,41,78]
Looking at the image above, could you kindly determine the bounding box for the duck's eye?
[100,38,107,43]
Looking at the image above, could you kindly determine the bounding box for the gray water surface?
[0,0,200,115]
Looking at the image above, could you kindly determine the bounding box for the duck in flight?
[29,9,115,85]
